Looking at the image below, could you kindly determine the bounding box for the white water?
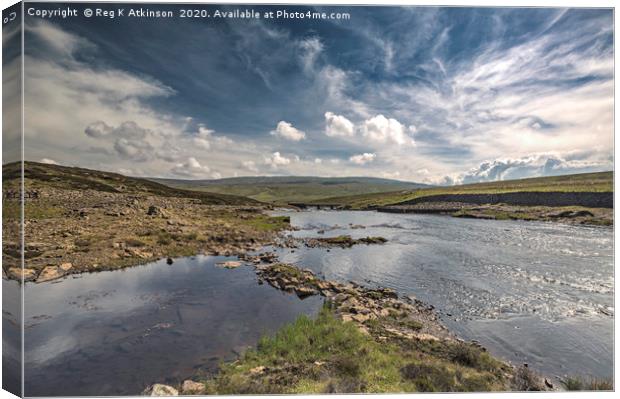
[275,210,614,381]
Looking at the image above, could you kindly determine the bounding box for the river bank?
[376,203,613,226]
[15,209,613,394]
[151,261,545,394]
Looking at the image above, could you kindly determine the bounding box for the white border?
[0,1,616,399]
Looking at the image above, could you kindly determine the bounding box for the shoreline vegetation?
[1,162,614,393]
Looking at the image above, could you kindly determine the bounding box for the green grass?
[201,307,508,394]
[314,171,613,209]
[150,176,428,204]
[3,161,260,206]
[2,202,63,220]
[562,376,613,391]
[246,215,291,231]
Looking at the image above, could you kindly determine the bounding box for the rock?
[216,261,242,269]
[147,205,162,216]
[129,249,154,259]
[376,308,391,317]
[166,257,174,265]
[412,333,439,341]
[7,267,37,282]
[249,366,266,375]
[341,314,354,323]
[295,286,318,298]
[37,266,63,283]
[181,380,205,393]
[145,384,179,396]
[59,262,73,271]
[351,313,371,323]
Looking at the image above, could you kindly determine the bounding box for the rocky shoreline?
[144,248,555,395]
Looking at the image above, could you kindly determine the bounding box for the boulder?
[351,313,372,323]
[37,266,63,283]
[7,267,37,282]
[145,384,179,396]
[295,286,318,298]
[249,366,266,375]
[216,261,242,269]
[59,262,73,272]
[181,380,205,394]
[147,205,163,216]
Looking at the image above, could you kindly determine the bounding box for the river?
[18,210,613,395]
[275,210,614,382]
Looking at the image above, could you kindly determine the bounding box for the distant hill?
[150,176,431,203]
[311,171,614,209]
[3,162,260,206]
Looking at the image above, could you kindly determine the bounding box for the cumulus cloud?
[171,157,210,178]
[324,112,355,137]
[84,121,154,162]
[270,121,306,141]
[361,115,414,146]
[349,153,376,165]
[264,152,292,169]
[193,125,213,149]
[453,153,612,185]
[242,160,259,173]
[40,158,59,165]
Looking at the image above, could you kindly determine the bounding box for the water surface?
[275,210,614,381]
[24,256,322,396]
[20,209,614,395]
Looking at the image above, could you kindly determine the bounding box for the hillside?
[3,161,259,206]
[311,171,613,209]
[150,176,430,203]
[2,162,290,282]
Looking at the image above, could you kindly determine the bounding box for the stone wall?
[396,191,613,208]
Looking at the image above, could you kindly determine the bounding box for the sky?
[5,4,614,184]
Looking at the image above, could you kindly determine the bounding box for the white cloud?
[349,153,376,165]
[40,158,59,165]
[270,121,306,141]
[324,112,355,137]
[264,152,292,169]
[299,37,323,73]
[193,125,213,150]
[85,121,154,162]
[171,157,210,178]
[242,160,259,173]
[451,153,612,185]
[361,115,414,146]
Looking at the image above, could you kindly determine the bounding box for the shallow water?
[18,209,614,395]
[23,256,323,396]
[275,210,614,381]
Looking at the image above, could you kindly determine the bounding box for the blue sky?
[13,4,614,183]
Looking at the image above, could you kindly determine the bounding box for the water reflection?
[24,255,322,396]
